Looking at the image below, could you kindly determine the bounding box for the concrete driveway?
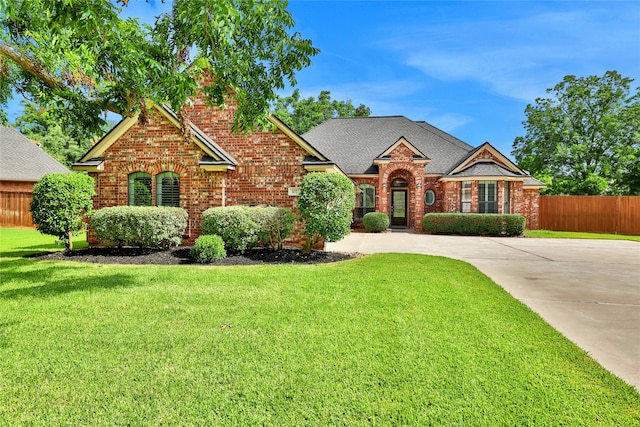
[327,232,640,390]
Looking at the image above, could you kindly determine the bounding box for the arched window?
[128,172,152,206]
[156,172,180,207]
[355,184,376,220]
[391,178,408,187]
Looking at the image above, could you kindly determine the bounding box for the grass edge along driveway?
[1,229,639,426]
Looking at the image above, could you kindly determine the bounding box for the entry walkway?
[327,232,640,390]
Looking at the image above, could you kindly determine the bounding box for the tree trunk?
[67,230,73,252]
[301,232,319,254]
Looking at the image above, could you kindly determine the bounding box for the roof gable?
[74,107,335,173]
[448,142,525,176]
[376,136,430,160]
[75,104,238,172]
[0,125,69,181]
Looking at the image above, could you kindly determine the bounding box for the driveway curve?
[327,232,640,391]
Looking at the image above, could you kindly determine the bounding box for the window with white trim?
[461,181,472,213]
[478,180,498,213]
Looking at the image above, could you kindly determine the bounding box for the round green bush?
[363,211,390,232]
[201,206,260,253]
[190,235,227,263]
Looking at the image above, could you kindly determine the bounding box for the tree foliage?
[30,172,95,250]
[513,71,640,195]
[13,101,105,168]
[1,0,318,134]
[298,172,355,253]
[272,89,371,134]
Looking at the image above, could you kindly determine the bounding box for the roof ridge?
[328,115,408,120]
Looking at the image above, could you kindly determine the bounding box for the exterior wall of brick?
[86,82,542,242]
[522,189,541,229]
[87,95,310,246]
[349,174,541,232]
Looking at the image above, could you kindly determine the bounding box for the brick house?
[73,94,545,245]
[73,95,340,245]
[302,116,545,230]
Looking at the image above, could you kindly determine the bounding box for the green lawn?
[525,229,640,242]
[1,228,638,425]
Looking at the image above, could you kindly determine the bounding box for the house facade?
[73,94,340,245]
[303,116,545,231]
[74,93,545,246]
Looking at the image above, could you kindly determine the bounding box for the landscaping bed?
[31,246,354,265]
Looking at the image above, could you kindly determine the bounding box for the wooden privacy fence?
[0,191,34,228]
[539,196,640,236]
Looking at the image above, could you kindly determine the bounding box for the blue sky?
[6,1,640,159]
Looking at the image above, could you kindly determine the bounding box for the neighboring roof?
[0,125,70,181]
[302,116,474,175]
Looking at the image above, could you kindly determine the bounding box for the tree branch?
[1,41,123,115]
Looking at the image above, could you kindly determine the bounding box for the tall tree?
[513,71,640,195]
[0,0,318,134]
[13,101,104,168]
[272,89,371,134]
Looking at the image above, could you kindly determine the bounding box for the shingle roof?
[523,176,547,187]
[451,161,520,177]
[302,116,474,175]
[0,125,70,181]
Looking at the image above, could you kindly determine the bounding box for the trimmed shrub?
[298,172,356,253]
[92,206,188,248]
[190,235,226,263]
[422,213,526,236]
[30,172,95,250]
[252,206,296,250]
[363,212,390,232]
[201,206,260,253]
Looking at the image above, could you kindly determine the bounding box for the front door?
[391,190,407,226]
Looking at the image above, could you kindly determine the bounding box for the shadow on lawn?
[0,243,68,258]
[0,258,139,300]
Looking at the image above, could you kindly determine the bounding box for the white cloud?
[384,5,640,102]
[424,112,475,134]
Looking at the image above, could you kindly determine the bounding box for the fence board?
[539,196,640,236]
[0,191,34,228]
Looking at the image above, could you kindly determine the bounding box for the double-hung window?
[355,184,375,220]
[478,180,498,213]
[460,181,472,213]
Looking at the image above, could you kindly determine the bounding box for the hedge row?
[201,206,295,253]
[422,213,525,236]
[91,206,188,248]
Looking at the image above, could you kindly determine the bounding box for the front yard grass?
[1,228,638,425]
[525,229,640,242]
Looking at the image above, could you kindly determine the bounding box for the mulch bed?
[30,246,355,266]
